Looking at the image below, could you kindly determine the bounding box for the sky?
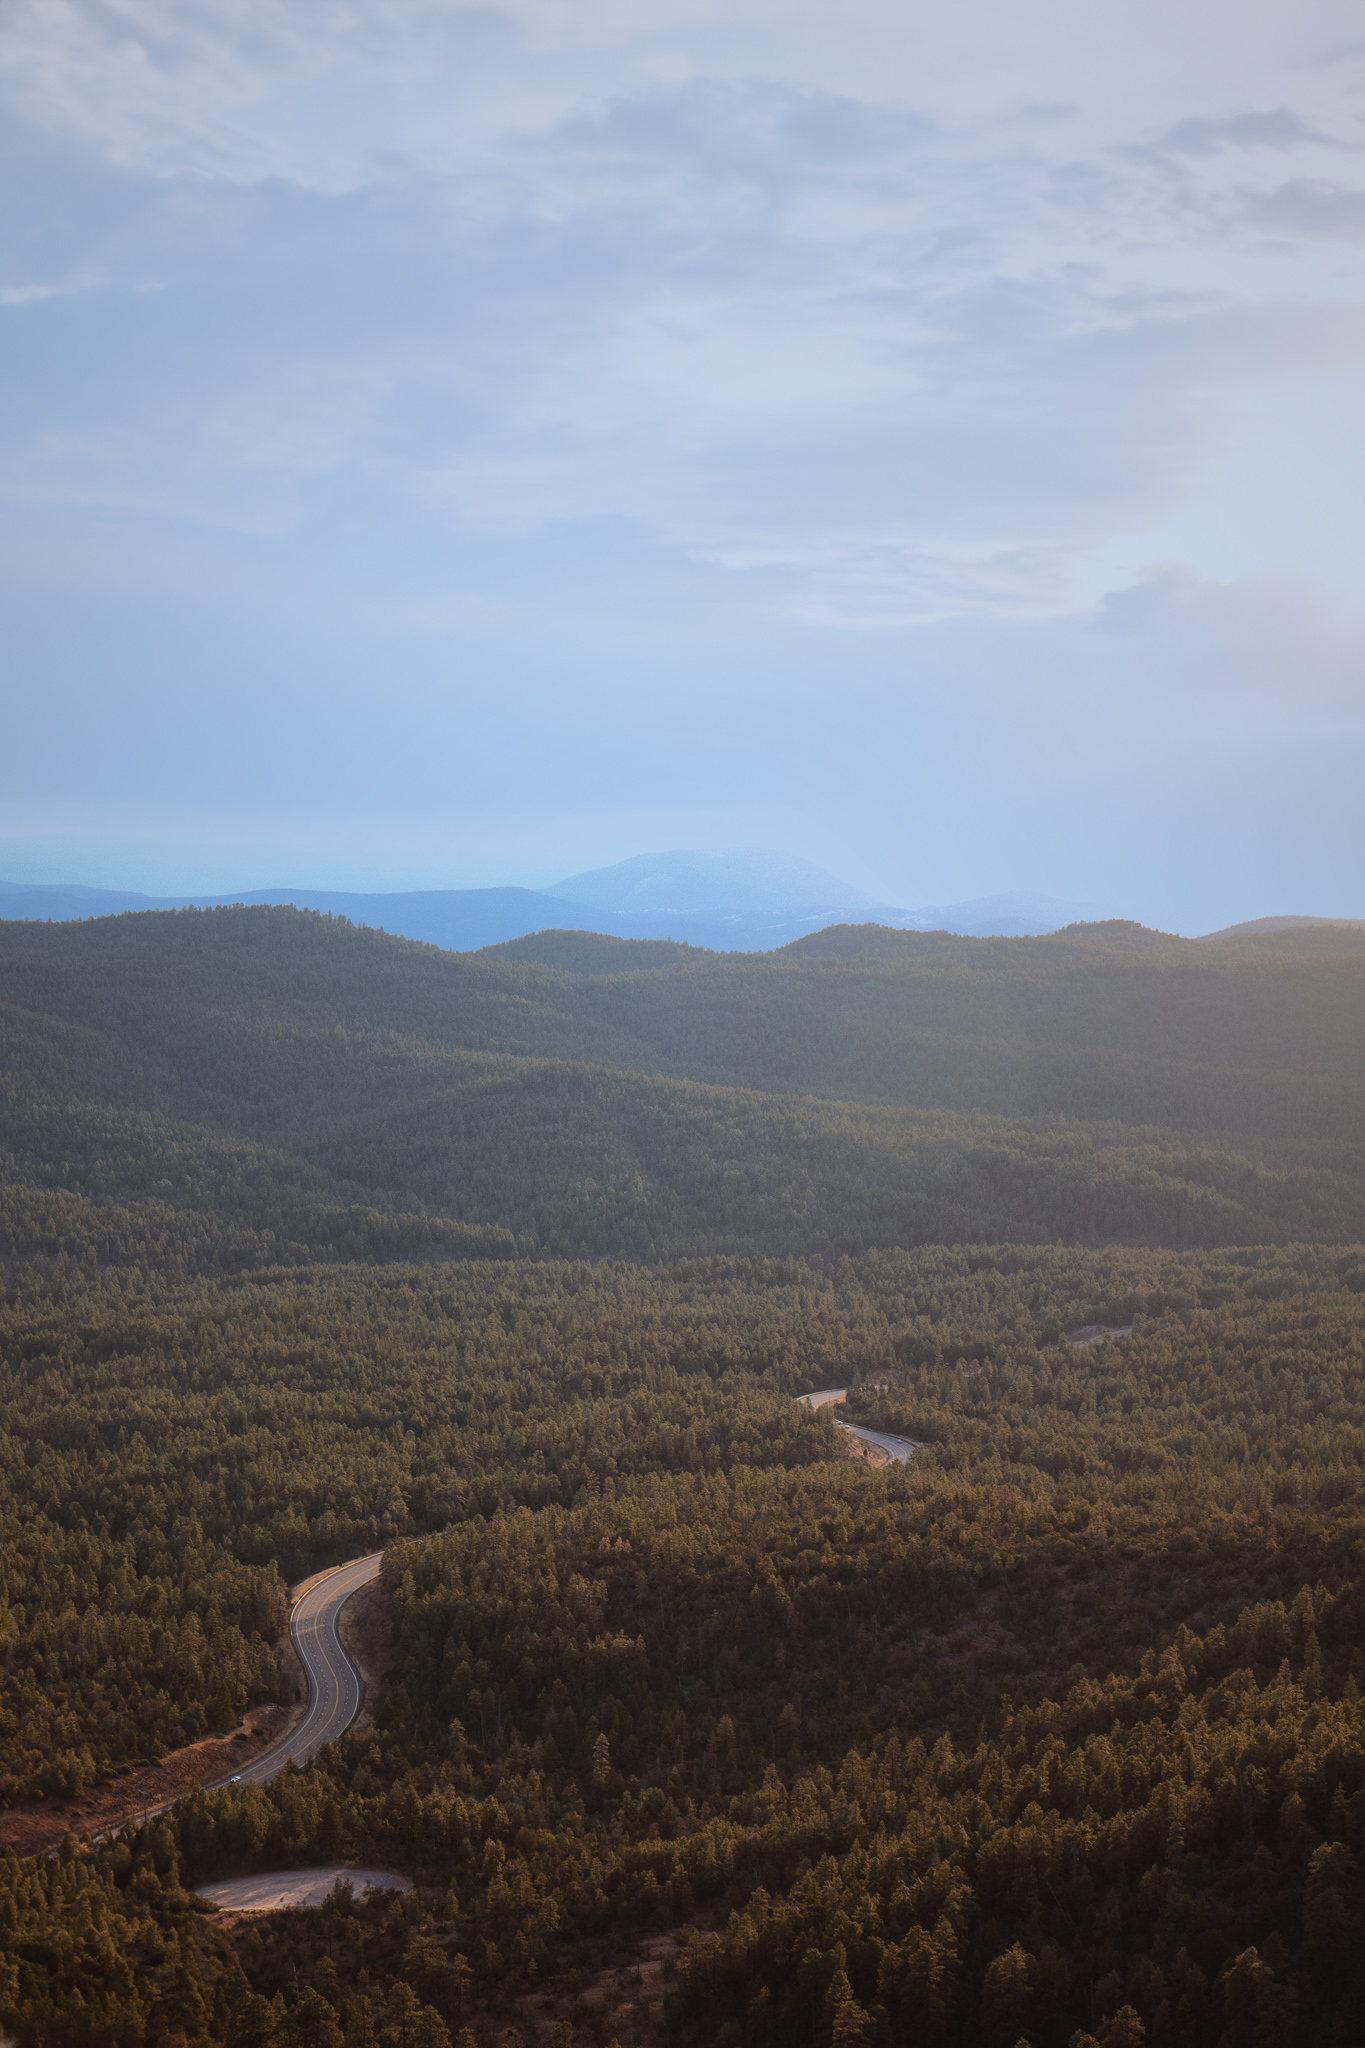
[2,0,1364,931]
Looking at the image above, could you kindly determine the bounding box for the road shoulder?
[0,1703,291,1857]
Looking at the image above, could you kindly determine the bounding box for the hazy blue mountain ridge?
[0,851,1094,950]
[4,851,1355,947]
[546,847,879,913]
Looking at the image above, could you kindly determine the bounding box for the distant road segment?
[837,1420,918,1463]
[218,1553,383,1788]
[798,1388,918,1463]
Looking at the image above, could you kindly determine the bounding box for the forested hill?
[9,905,1364,1130]
[7,907,1365,2048]
[3,905,1364,1272]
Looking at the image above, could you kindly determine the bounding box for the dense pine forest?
[3,907,1365,2046]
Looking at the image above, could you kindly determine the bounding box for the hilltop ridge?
[3,902,1365,1281]
[7,900,1365,2045]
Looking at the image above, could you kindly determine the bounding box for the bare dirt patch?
[606,1930,679,2040]
[842,1432,890,1468]
[0,1703,293,1856]
[502,1929,681,2045]
[1066,1323,1134,1346]
[337,1574,400,1730]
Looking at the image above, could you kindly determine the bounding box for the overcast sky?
[2,0,1363,929]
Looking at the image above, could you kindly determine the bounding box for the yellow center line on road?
[213,1551,384,1792]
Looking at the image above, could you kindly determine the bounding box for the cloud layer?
[2,1,1363,924]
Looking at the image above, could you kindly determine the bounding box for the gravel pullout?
[197,1867,411,1913]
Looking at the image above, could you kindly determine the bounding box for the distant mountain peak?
[547,848,879,915]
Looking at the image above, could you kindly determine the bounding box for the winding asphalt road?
[798,1388,918,1462]
[217,1553,383,1788]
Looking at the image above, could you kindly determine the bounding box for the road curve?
[798,1388,918,1463]
[217,1553,383,1788]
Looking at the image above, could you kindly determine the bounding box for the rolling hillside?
[7,904,1365,2047]
[2,906,1363,1275]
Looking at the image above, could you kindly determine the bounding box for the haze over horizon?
[3,0,1363,929]
[2,840,1354,946]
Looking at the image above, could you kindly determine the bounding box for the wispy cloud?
[1159,108,1328,155]
[1248,178,1365,239]
[3,54,1361,621]
[1,1,1363,918]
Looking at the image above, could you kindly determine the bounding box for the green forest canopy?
[3,906,1365,1275]
[2,908,1365,2047]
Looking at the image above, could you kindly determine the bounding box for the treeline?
[843,1245,1365,1513]
[667,1592,1365,2046]
[8,1476,1364,2045]
[0,1255,848,1803]
[5,1244,1365,1804]
[5,901,1365,2044]
[6,903,1365,1145]
[0,1835,448,2048]
[0,1523,282,1806]
[4,1249,1365,2043]
[209,1470,1365,2045]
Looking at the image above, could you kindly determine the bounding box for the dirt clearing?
[0,1703,294,1857]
